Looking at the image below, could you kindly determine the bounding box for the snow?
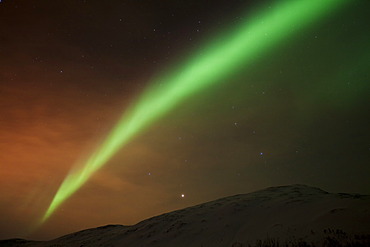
[1,184,369,247]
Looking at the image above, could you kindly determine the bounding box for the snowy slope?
[1,184,370,247]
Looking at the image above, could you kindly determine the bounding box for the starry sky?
[0,0,369,241]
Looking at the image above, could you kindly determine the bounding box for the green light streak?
[42,0,346,223]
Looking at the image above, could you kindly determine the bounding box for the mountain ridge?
[1,184,369,247]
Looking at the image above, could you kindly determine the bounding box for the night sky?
[0,0,369,240]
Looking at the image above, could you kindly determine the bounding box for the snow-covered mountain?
[1,184,370,247]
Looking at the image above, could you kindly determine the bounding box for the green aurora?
[42,0,347,223]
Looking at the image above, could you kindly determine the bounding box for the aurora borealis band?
[41,0,347,223]
[2,0,370,240]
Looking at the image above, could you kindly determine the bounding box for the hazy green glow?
[42,0,345,222]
